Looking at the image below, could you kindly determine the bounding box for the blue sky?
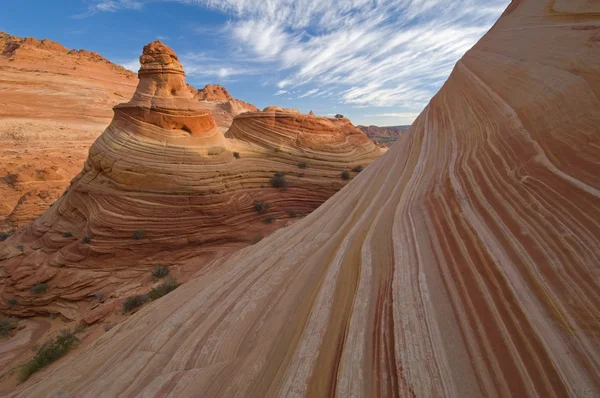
[2,0,509,126]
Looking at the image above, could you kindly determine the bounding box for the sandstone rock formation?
[0,34,258,227]
[0,42,380,322]
[357,124,409,147]
[191,84,259,133]
[0,32,138,227]
[9,0,599,396]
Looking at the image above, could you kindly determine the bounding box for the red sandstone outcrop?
[357,124,409,147]
[0,33,258,227]
[0,42,380,322]
[195,84,233,101]
[9,0,599,395]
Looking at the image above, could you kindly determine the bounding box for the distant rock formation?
[0,41,380,322]
[195,84,233,102]
[357,124,410,147]
[12,0,600,395]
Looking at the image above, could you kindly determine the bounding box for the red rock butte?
[0,41,380,322]
[8,0,600,395]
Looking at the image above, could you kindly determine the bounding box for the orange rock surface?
[0,42,380,322]
[0,32,138,227]
[8,0,599,396]
[0,34,257,228]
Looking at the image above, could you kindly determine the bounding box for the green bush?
[264,216,275,224]
[250,234,263,245]
[270,172,289,188]
[62,232,73,238]
[122,295,148,313]
[19,329,79,382]
[151,265,169,279]
[335,114,344,119]
[0,228,15,241]
[233,152,240,159]
[133,230,146,240]
[253,201,270,214]
[30,284,48,294]
[352,165,364,173]
[341,171,351,180]
[8,298,17,306]
[297,162,308,169]
[148,279,179,301]
[80,235,92,244]
[0,316,17,337]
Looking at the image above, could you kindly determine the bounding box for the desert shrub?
[233,152,240,159]
[253,201,270,214]
[264,216,275,224]
[148,279,179,301]
[8,298,17,306]
[0,228,15,241]
[62,232,73,238]
[335,114,344,119]
[80,235,92,244]
[151,265,169,279]
[122,295,148,313]
[133,230,146,240]
[30,284,48,295]
[0,316,17,337]
[341,171,351,180]
[352,165,364,173]
[94,292,105,302]
[19,329,79,382]
[270,172,289,189]
[297,162,308,169]
[250,234,263,245]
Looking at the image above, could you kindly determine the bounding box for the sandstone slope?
[357,124,409,147]
[192,84,259,133]
[0,32,138,227]
[0,42,380,322]
[9,0,600,396]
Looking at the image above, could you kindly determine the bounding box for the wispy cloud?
[120,58,140,72]
[79,0,510,123]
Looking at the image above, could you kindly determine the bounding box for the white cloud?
[275,90,288,96]
[120,59,140,72]
[80,0,510,122]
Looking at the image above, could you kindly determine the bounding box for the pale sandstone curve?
[10,0,600,396]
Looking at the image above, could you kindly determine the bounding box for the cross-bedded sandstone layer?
[0,42,380,322]
[7,0,599,396]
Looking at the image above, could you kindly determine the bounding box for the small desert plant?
[270,172,289,189]
[148,279,179,300]
[19,329,79,382]
[122,295,148,313]
[250,234,263,245]
[352,165,364,173]
[30,284,48,294]
[0,228,15,241]
[264,216,275,224]
[335,114,344,119]
[94,292,105,302]
[341,171,351,180]
[233,152,240,159]
[0,316,17,337]
[80,235,92,244]
[8,298,17,306]
[151,265,169,280]
[297,162,308,169]
[133,230,146,240]
[253,201,270,214]
[62,232,73,238]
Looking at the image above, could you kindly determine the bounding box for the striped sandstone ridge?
[0,41,380,321]
[226,108,380,163]
[9,0,600,396]
[0,32,257,227]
